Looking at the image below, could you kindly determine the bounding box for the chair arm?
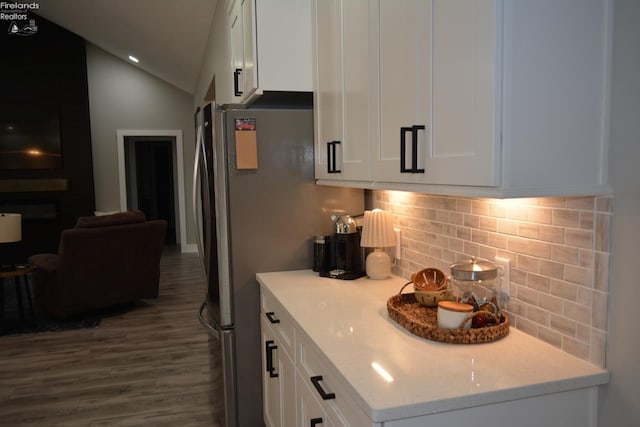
[28,253,59,273]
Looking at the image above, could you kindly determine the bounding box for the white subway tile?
[564,301,591,324]
[562,336,589,360]
[550,279,578,301]
[373,190,611,365]
[550,314,577,336]
[552,209,579,227]
[565,228,593,249]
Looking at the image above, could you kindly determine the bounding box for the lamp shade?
[360,209,396,248]
[0,213,22,243]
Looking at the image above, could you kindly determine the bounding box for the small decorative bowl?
[414,288,450,307]
[412,268,447,292]
[399,267,450,307]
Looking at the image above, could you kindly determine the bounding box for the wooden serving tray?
[387,293,509,344]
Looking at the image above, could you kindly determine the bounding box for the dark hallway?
[125,137,176,244]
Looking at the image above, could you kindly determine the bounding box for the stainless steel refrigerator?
[193,103,364,427]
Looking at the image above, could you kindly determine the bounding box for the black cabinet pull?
[265,312,280,324]
[265,340,278,378]
[234,68,243,96]
[332,141,341,173]
[310,418,323,426]
[326,141,341,173]
[310,375,335,400]
[400,125,425,173]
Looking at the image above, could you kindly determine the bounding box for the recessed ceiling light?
[128,55,139,63]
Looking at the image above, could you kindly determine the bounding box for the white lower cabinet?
[260,295,296,427]
[261,288,373,427]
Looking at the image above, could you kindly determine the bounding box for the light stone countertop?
[256,270,609,422]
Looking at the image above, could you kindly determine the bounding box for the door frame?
[116,129,188,252]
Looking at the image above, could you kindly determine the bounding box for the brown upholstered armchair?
[28,211,167,319]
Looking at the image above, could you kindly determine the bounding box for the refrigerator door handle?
[192,125,206,271]
[198,300,220,340]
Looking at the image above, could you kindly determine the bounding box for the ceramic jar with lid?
[449,257,501,314]
[437,300,474,329]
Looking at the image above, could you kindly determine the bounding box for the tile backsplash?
[371,190,612,367]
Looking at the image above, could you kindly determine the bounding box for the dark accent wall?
[0,13,95,262]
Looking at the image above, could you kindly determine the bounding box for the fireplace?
[1,13,96,261]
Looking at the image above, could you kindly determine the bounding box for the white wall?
[599,0,640,424]
[194,1,233,106]
[85,44,196,243]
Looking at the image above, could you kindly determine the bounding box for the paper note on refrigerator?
[234,118,258,170]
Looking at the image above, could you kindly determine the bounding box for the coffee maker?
[319,214,365,280]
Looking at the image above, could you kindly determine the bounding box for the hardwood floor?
[0,248,225,426]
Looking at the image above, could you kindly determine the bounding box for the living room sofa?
[28,210,167,319]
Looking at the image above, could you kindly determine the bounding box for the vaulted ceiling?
[34,0,217,95]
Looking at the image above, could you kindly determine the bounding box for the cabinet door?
[261,317,296,427]
[372,0,432,183]
[261,319,281,427]
[341,0,372,181]
[313,0,342,180]
[313,0,370,181]
[229,0,257,103]
[230,2,244,102]
[430,0,499,186]
[240,0,258,100]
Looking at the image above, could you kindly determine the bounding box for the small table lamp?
[0,213,22,269]
[360,209,396,280]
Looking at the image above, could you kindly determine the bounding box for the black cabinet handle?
[400,125,425,173]
[310,375,335,400]
[332,141,341,173]
[265,340,278,378]
[310,418,323,426]
[326,141,341,173]
[234,68,243,96]
[265,312,280,324]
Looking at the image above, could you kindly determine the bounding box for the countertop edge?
[369,373,610,422]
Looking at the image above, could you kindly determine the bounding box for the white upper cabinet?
[314,0,612,198]
[312,0,371,181]
[228,0,313,105]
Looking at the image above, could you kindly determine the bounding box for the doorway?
[124,136,176,244]
[116,129,188,251]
